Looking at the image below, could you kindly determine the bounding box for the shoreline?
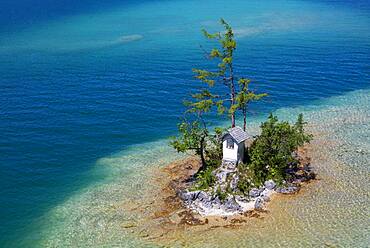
[146,145,315,225]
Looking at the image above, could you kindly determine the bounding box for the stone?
[203,200,212,208]
[211,197,221,207]
[261,194,270,202]
[264,180,276,190]
[235,195,248,203]
[275,185,300,194]
[254,197,264,210]
[223,196,242,212]
[249,188,262,198]
[179,190,199,202]
[197,191,209,202]
[225,161,237,170]
[215,170,228,183]
[230,174,239,191]
[307,172,316,180]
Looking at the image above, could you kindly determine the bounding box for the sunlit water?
[0,0,369,247]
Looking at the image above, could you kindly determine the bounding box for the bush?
[216,186,228,202]
[248,114,312,185]
[236,163,253,195]
[195,166,216,190]
[204,127,224,167]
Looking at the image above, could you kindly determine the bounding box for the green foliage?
[235,78,267,131]
[196,18,239,126]
[185,89,216,114]
[192,69,218,87]
[204,127,224,166]
[171,19,306,193]
[195,166,216,190]
[237,179,251,196]
[248,114,313,185]
[170,120,207,154]
[235,163,253,195]
[195,19,267,128]
[215,186,228,202]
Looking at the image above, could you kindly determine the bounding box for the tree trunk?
[231,111,235,128]
[199,136,207,171]
[243,109,247,131]
[230,65,236,128]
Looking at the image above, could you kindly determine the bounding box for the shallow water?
[28,89,370,248]
[0,0,369,247]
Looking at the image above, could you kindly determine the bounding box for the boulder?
[197,191,210,202]
[223,196,242,212]
[275,185,300,194]
[179,191,199,202]
[235,195,249,203]
[202,200,212,208]
[215,170,228,183]
[307,172,316,180]
[249,188,263,198]
[261,194,270,202]
[211,197,222,208]
[264,180,276,190]
[230,174,239,191]
[254,197,264,210]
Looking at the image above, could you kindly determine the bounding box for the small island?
[169,19,315,216]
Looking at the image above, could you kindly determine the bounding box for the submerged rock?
[275,185,300,194]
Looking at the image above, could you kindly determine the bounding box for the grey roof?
[222,126,250,143]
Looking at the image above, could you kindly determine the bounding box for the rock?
[121,222,137,228]
[235,195,249,203]
[293,177,307,183]
[261,194,270,202]
[223,196,242,212]
[230,174,239,191]
[249,188,263,198]
[197,191,210,202]
[307,172,316,180]
[260,188,271,202]
[292,151,299,159]
[264,180,276,190]
[202,200,212,208]
[215,170,228,183]
[211,197,221,207]
[275,185,300,194]
[254,197,264,210]
[224,161,237,170]
[179,190,199,202]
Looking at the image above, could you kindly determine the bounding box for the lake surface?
[0,0,369,247]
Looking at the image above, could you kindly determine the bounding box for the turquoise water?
[0,0,369,247]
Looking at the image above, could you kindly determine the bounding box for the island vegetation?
[170,19,315,215]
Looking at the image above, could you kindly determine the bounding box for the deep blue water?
[0,0,369,246]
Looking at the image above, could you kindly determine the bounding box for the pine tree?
[235,78,267,131]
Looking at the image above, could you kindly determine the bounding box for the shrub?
[216,186,228,202]
[248,114,312,185]
[236,163,253,195]
[195,166,216,190]
[204,127,224,167]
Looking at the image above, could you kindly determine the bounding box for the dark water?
[0,0,369,246]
